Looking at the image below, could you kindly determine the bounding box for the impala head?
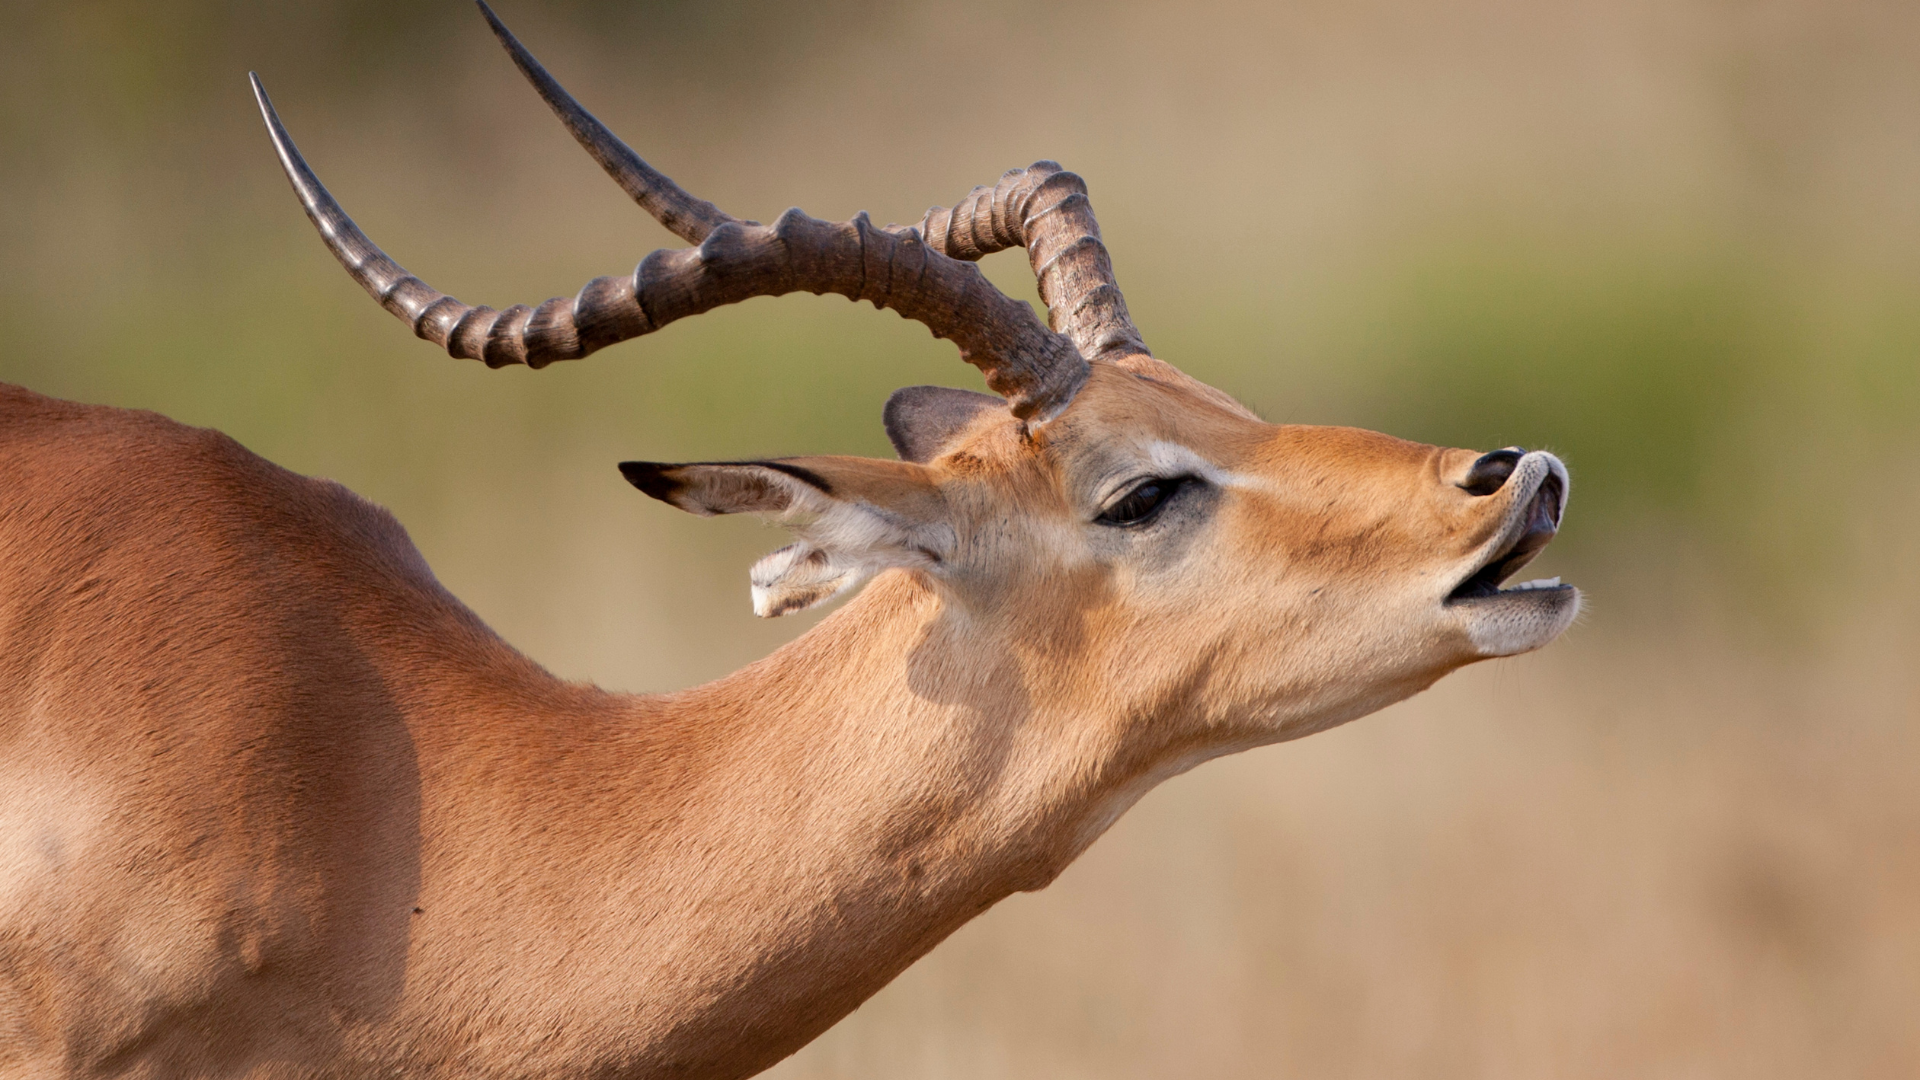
[254,1,1578,750]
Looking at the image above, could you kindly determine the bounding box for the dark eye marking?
[1096,476,1194,527]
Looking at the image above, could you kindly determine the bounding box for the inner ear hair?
[618,461,824,517]
[883,386,1004,463]
[749,542,867,617]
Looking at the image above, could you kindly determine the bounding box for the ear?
[883,385,1003,463]
[618,456,953,617]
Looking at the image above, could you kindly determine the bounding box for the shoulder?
[0,383,434,590]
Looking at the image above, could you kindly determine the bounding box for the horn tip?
[476,0,511,41]
[249,73,288,148]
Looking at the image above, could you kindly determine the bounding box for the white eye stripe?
[1093,442,1236,506]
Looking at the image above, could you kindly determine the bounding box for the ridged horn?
[250,65,1088,419]
[918,163,1150,365]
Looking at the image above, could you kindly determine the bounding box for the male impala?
[0,4,1578,1077]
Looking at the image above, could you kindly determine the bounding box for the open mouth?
[1446,471,1569,603]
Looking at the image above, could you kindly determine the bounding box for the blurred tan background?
[4,0,1919,1075]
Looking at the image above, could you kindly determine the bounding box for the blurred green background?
[4,0,1918,1075]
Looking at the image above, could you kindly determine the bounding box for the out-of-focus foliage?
[4,0,1918,1075]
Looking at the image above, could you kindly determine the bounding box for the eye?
[1097,476,1189,527]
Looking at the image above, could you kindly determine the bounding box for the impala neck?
[648,571,1132,900]
[442,571,1155,1074]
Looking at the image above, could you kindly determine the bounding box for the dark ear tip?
[618,461,680,501]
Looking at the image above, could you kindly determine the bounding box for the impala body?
[0,5,1578,1078]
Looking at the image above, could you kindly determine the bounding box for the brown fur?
[0,361,1575,1078]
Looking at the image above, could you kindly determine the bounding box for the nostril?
[1459,447,1524,496]
[1537,472,1564,528]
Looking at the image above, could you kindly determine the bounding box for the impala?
[0,4,1578,1077]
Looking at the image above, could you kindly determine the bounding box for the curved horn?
[476,4,1141,368]
[249,75,1087,420]
[475,0,731,245]
[918,164,1150,365]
